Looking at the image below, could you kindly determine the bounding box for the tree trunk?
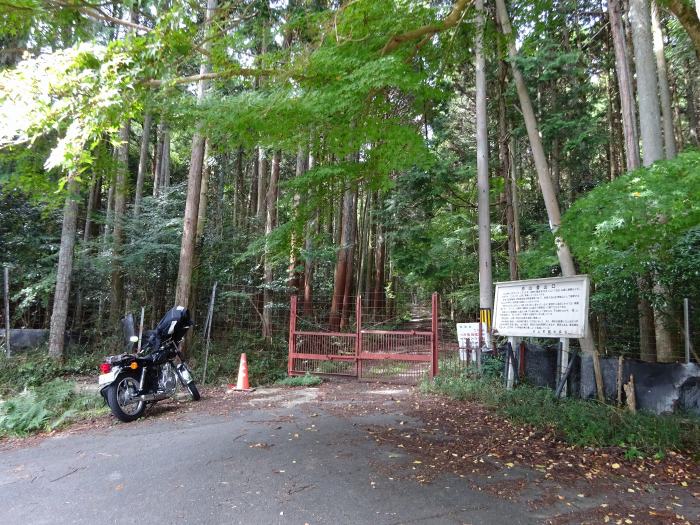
[651,1,677,158]
[262,150,280,340]
[233,146,244,227]
[612,0,659,361]
[303,211,318,317]
[340,187,357,330]
[638,277,657,362]
[109,119,130,327]
[609,0,642,171]
[153,118,164,197]
[607,52,624,180]
[83,172,101,243]
[329,186,355,331]
[372,221,386,320]
[630,0,665,165]
[134,111,152,216]
[356,190,371,300]
[652,278,677,361]
[160,126,171,190]
[476,0,493,348]
[495,0,604,400]
[364,192,376,308]
[174,0,217,308]
[510,133,522,254]
[630,0,676,360]
[196,140,212,242]
[256,148,268,227]
[74,171,100,332]
[288,146,307,290]
[302,151,316,316]
[48,175,80,359]
[248,147,259,221]
[684,57,700,146]
[499,59,518,280]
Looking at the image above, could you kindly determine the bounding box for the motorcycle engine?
[158,363,178,394]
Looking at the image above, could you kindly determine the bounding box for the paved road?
[0,385,539,525]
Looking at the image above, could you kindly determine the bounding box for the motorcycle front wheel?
[176,363,201,401]
[187,381,201,401]
[106,375,146,422]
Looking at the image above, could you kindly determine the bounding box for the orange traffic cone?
[228,353,254,392]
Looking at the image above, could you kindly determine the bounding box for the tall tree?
[329,182,356,331]
[651,1,677,158]
[630,0,676,361]
[495,0,605,400]
[262,150,280,340]
[609,0,642,171]
[174,0,217,308]
[133,111,152,216]
[109,118,130,327]
[288,146,307,290]
[48,175,80,359]
[630,0,665,164]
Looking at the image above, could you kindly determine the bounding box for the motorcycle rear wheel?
[106,375,146,422]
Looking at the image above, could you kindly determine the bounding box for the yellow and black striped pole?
[479,308,492,350]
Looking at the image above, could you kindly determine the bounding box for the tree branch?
[380,0,472,55]
[662,0,700,58]
[145,67,305,87]
[47,0,152,33]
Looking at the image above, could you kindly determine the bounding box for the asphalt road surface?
[0,383,696,524]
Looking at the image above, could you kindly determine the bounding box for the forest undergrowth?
[421,364,700,458]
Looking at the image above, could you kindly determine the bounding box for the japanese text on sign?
[456,322,484,361]
[493,276,590,338]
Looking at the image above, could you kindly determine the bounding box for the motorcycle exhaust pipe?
[134,392,170,402]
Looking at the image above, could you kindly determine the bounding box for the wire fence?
[192,287,698,370]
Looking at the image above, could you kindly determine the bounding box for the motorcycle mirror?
[129,335,139,343]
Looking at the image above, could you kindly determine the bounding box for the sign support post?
[558,337,569,397]
[506,336,517,390]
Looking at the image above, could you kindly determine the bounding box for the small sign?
[493,276,590,338]
[456,323,484,361]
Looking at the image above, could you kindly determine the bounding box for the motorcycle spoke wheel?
[107,376,145,422]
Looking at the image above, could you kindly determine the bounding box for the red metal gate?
[288,293,439,383]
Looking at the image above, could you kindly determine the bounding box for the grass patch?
[421,373,700,456]
[0,379,108,437]
[274,373,324,387]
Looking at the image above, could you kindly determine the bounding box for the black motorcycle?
[98,306,200,422]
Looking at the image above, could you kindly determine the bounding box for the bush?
[188,333,288,386]
[275,373,324,387]
[0,349,103,396]
[421,376,700,455]
[0,379,107,436]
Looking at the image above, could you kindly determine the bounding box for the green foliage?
[0,379,107,437]
[188,333,288,387]
[0,350,103,396]
[561,151,700,282]
[275,373,324,387]
[421,376,700,455]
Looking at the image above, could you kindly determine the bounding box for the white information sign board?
[456,323,483,361]
[493,276,590,338]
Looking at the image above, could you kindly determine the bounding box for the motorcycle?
[98,305,200,422]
